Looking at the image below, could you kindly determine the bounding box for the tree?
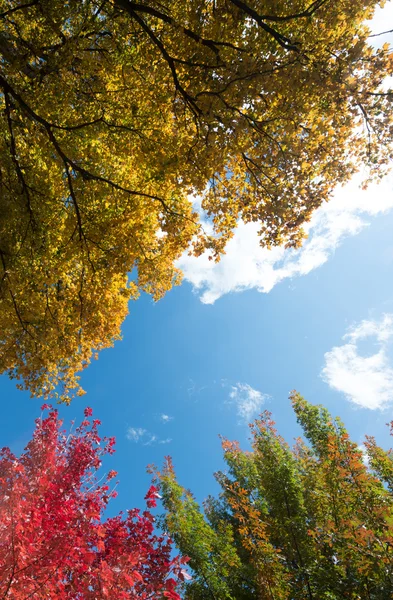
[0,405,188,599]
[1,1,392,400]
[155,392,393,599]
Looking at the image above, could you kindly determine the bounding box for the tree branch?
[0,0,38,19]
[0,73,194,224]
[229,0,301,52]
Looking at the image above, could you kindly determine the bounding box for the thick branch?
[229,0,301,52]
[114,0,242,55]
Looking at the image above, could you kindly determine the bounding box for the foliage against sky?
[0,0,392,401]
[1,3,393,598]
[0,406,188,599]
[156,393,393,599]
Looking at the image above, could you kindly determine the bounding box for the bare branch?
[368,28,393,38]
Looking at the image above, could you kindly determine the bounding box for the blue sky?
[2,191,393,516]
[1,4,393,521]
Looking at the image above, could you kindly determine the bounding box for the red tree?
[0,406,188,599]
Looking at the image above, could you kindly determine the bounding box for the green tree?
[155,393,393,599]
[1,1,392,400]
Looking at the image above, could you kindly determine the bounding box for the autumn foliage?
[0,406,188,599]
[156,393,393,599]
[1,0,393,400]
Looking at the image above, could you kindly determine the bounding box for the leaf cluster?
[0,405,187,598]
[156,393,393,599]
[0,0,392,399]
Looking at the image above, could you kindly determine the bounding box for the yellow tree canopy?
[0,0,392,401]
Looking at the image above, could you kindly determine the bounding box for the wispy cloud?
[321,315,393,410]
[159,438,172,445]
[126,427,172,446]
[178,167,393,305]
[126,427,147,442]
[344,315,393,344]
[186,378,208,399]
[160,414,173,424]
[227,382,269,423]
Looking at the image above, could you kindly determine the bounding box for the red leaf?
[0,409,183,598]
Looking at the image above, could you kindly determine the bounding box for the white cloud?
[228,382,269,422]
[358,444,371,468]
[177,7,393,305]
[160,414,173,424]
[321,315,393,410]
[178,174,393,304]
[126,427,147,442]
[344,314,393,344]
[179,0,393,305]
[126,427,171,446]
[367,3,393,48]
